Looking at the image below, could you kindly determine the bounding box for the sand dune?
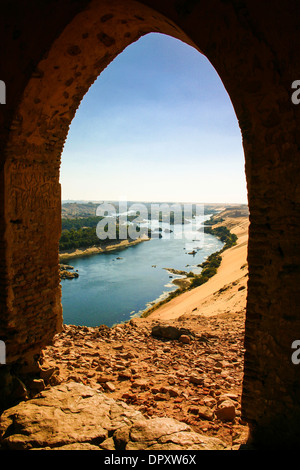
[147,216,249,322]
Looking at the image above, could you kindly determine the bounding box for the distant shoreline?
[59,236,149,261]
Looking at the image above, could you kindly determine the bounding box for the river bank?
[59,236,149,262]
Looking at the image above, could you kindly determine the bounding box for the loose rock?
[215,399,236,422]
[0,383,228,450]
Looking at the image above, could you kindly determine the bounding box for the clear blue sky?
[60,33,247,204]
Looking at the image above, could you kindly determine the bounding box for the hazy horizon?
[61,199,247,206]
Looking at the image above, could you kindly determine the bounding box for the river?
[61,214,223,327]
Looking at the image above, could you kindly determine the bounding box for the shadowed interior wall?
[0,0,299,448]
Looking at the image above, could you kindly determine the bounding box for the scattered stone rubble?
[0,311,249,450]
[59,264,79,279]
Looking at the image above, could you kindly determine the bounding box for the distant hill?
[61,202,100,219]
[217,205,249,218]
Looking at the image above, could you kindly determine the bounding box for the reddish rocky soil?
[41,308,249,449]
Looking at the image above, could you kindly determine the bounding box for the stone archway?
[0,0,299,449]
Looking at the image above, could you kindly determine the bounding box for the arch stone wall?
[0,0,299,448]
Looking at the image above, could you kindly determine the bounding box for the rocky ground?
[60,264,79,279]
[0,210,250,451]
[37,309,248,449]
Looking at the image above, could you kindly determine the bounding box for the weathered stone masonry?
[0,0,299,449]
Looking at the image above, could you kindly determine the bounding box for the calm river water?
[61,215,223,327]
